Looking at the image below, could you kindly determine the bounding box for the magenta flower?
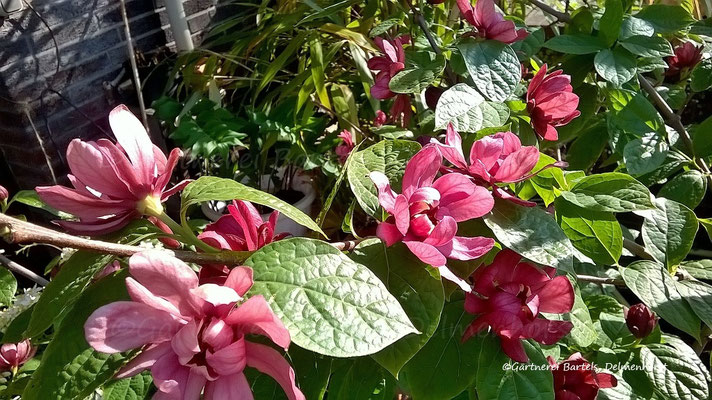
[390,94,413,128]
[0,340,36,372]
[435,125,540,206]
[36,105,188,235]
[374,110,387,127]
[370,146,495,290]
[548,353,617,400]
[0,185,8,202]
[666,41,703,78]
[84,251,304,400]
[457,0,527,44]
[335,130,355,163]
[526,64,581,141]
[463,250,574,362]
[368,36,410,100]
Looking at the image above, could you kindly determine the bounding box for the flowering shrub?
[1,0,712,399]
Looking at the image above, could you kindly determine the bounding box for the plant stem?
[0,252,48,286]
[407,1,458,85]
[155,212,218,253]
[528,0,571,22]
[576,274,625,286]
[623,238,655,261]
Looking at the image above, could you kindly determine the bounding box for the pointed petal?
[493,147,540,183]
[403,241,447,267]
[438,236,495,261]
[501,337,529,363]
[66,139,133,198]
[521,318,573,344]
[402,146,442,196]
[204,374,254,400]
[245,341,306,400]
[115,342,172,379]
[369,172,397,213]
[152,148,183,197]
[438,265,471,292]
[423,216,457,247]
[125,277,184,318]
[393,195,411,235]
[376,222,403,246]
[225,296,290,349]
[225,266,254,297]
[109,105,155,184]
[536,276,574,314]
[206,337,247,375]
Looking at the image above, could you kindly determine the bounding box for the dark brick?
[183,0,218,16]
[188,11,214,34]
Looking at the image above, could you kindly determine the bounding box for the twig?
[528,0,571,22]
[408,2,457,85]
[119,0,149,130]
[0,253,49,286]
[623,238,655,261]
[576,274,625,286]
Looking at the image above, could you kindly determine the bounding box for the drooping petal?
[56,212,137,236]
[152,148,183,197]
[493,147,540,183]
[423,216,458,247]
[500,337,528,363]
[66,139,133,199]
[436,124,468,170]
[521,318,573,345]
[204,373,254,400]
[369,172,397,213]
[393,195,411,236]
[244,341,306,400]
[225,296,291,349]
[438,266,472,292]
[224,266,254,297]
[437,236,495,261]
[108,105,155,184]
[402,146,442,196]
[84,302,182,353]
[456,0,477,25]
[376,222,403,246]
[595,372,618,389]
[125,277,184,318]
[129,251,202,317]
[403,241,447,267]
[115,342,172,379]
[35,185,133,219]
[535,275,574,314]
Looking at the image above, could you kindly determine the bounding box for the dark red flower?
[457,0,527,44]
[526,64,581,141]
[390,94,413,128]
[374,110,387,127]
[335,130,355,163]
[666,41,703,78]
[368,36,410,100]
[624,303,657,339]
[425,86,445,109]
[463,250,574,362]
[548,353,617,400]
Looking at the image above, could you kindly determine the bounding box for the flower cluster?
[36,105,189,235]
[462,250,574,362]
[526,64,581,141]
[84,251,304,400]
[548,353,617,399]
[457,0,528,44]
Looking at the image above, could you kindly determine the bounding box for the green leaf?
[102,373,152,400]
[434,83,485,132]
[458,39,521,102]
[599,0,624,46]
[640,343,710,400]
[310,35,330,109]
[599,312,636,346]
[621,261,701,338]
[399,299,480,400]
[389,55,445,94]
[346,140,421,217]
[677,280,712,328]
[349,239,444,377]
[691,114,712,158]
[25,251,111,338]
[658,170,707,209]
[479,101,510,129]
[619,17,655,40]
[475,336,555,400]
[258,30,309,93]
[180,176,326,237]
[641,197,698,268]
[22,273,131,400]
[622,131,669,175]
[635,5,695,34]
[543,34,607,54]
[691,59,712,92]
[620,36,673,58]
[0,268,17,307]
[10,190,71,219]
[560,172,655,212]
[594,48,637,87]
[327,357,395,400]
[244,238,418,357]
[554,198,623,265]
[484,200,574,272]
[680,259,712,281]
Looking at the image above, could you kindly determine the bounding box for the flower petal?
[204,373,254,400]
[225,296,291,349]
[369,172,397,213]
[245,341,306,400]
[403,241,447,267]
[206,337,247,375]
[115,342,172,379]
[225,266,254,297]
[108,105,155,184]
[66,139,133,199]
[423,216,457,247]
[171,320,201,365]
[493,147,540,183]
[437,236,495,261]
[535,275,574,314]
[521,318,573,345]
[402,146,442,197]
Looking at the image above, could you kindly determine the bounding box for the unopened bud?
[625,303,657,339]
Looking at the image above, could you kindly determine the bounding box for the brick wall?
[0,0,218,190]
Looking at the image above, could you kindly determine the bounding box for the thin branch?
[528,0,571,22]
[119,0,149,129]
[0,253,49,286]
[408,2,457,85]
[576,274,625,286]
[623,238,655,261]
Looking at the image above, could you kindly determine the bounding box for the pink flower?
[0,340,36,372]
[434,125,540,206]
[374,110,387,127]
[548,353,617,400]
[463,250,574,362]
[335,130,355,163]
[526,64,581,141]
[666,41,703,78]
[0,185,8,202]
[84,251,304,400]
[457,0,527,44]
[369,146,495,290]
[36,105,188,235]
[368,36,410,100]
[198,200,288,284]
[390,94,413,128]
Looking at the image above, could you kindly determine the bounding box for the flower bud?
[424,86,444,109]
[0,185,8,202]
[0,339,36,372]
[625,303,657,339]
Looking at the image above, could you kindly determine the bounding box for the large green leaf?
[458,39,521,102]
[619,17,655,40]
[181,176,325,237]
[560,172,655,212]
[555,198,623,265]
[475,336,554,400]
[641,197,698,268]
[327,357,395,400]
[658,170,707,209]
[434,83,485,132]
[0,268,17,307]
[691,59,712,92]
[599,0,624,46]
[594,48,637,87]
[102,373,152,400]
[244,238,417,357]
[622,131,669,175]
[484,200,574,272]
[25,251,111,338]
[620,35,673,58]
[350,239,444,377]
[635,4,695,33]
[621,261,701,338]
[680,259,712,281]
[543,34,607,54]
[22,273,131,400]
[346,140,421,217]
[676,280,712,329]
[389,54,445,94]
[399,299,479,400]
[640,342,710,400]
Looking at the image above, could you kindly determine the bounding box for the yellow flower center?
[137,195,164,217]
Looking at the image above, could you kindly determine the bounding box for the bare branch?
[0,252,49,286]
